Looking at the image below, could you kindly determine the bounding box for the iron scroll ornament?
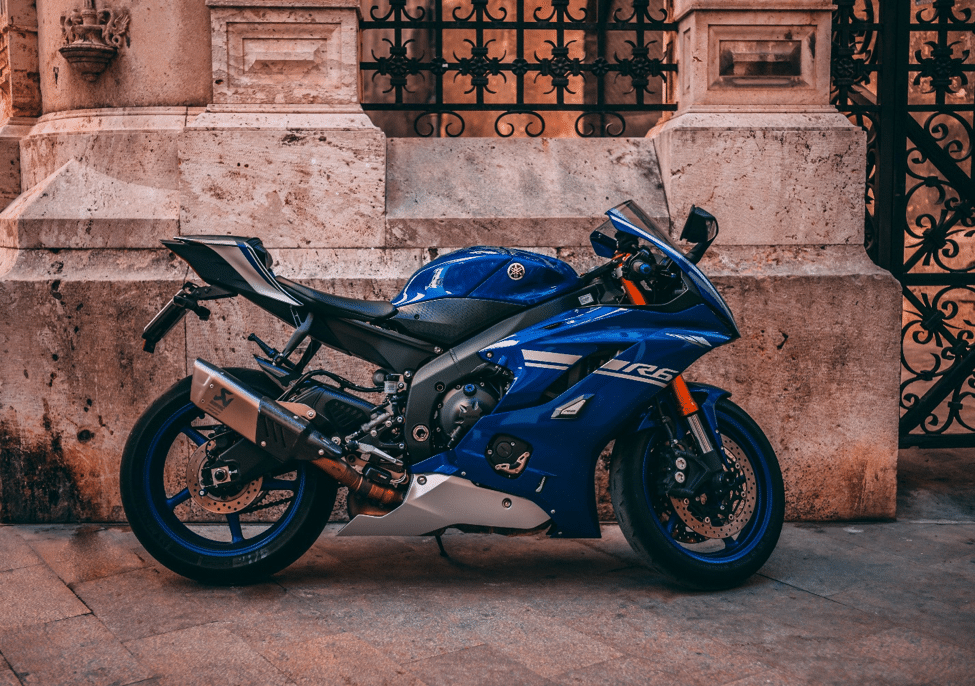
[359,0,677,137]
[831,0,975,445]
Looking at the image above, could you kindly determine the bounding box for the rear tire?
[610,398,784,590]
[120,369,337,584]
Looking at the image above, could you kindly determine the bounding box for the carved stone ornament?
[59,0,130,81]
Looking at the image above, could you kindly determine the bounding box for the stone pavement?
[0,447,973,686]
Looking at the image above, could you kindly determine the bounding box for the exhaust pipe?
[190,359,403,506]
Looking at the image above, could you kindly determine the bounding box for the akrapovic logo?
[208,388,235,414]
[593,359,678,387]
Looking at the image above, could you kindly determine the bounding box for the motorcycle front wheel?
[610,398,784,590]
[120,370,337,584]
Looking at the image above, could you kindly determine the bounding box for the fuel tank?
[392,247,579,308]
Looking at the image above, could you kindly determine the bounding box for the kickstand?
[434,533,450,559]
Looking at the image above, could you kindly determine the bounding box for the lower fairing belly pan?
[337,474,551,536]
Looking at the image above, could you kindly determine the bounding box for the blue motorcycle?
[122,200,784,589]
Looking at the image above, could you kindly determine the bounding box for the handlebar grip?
[631,260,654,277]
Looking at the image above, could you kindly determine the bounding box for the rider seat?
[277,277,398,323]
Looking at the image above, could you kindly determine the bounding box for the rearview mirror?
[680,206,718,244]
[680,206,719,264]
[590,230,618,258]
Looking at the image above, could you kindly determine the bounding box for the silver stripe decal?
[525,362,569,371]
[601,359,628,371]
[523,350,582,365]
[209,243,301,306]
[593,370,668,387]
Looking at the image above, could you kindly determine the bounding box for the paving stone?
[855,627,975,685]
[405,644,553,686]
[17,524,150,585]
[306,525,421,564]
[435,601,623,678]
[748,632,939,686]
[427,532,627,580]
[558,656,691,686]
[261,632,425,686]
[0,527,41,572]
[789,521,975,565]
[759,524,912,598]
[0,614,150,686]
[0,564,89,630]
[73,567,285,642]
[126,624,294,686]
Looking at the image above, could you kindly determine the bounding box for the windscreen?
[596,200,682,254]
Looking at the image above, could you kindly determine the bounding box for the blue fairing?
[392,247,579,308]
[410,304,735,538]
[606,207,739,335]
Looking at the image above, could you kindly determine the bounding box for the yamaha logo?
[507,263,525,280]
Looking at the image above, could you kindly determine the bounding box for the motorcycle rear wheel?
[120,369,337,584]
[610,398,784,590]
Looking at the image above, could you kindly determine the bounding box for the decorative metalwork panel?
[832,0,975,447]
[359,0,676,137]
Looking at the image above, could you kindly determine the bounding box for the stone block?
[0,158,179,249]
[386,138,670,248]
[652,111,866,244]
[207,0,361,107]
[672,1,834,112]
[18,108,186,191]
[37,0,212,112]
[0,614,152,686]
[0,248,185,522]
[0,119,32,211]
[178,123,386,248]
[1,109,186,250]
[689,245,902,520]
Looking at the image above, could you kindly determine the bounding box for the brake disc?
[186,440,264,514]
[670,435,756,539]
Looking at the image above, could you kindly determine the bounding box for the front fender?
[634,382,730,450]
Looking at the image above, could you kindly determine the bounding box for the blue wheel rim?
[142,402,308,558]
[642,410,774,564]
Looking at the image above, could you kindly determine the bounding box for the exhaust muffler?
[190,359,403,506]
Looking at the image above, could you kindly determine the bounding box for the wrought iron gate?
[833,0,975,448]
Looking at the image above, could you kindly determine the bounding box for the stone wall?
[0,0,902,523]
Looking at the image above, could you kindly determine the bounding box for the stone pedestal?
[179,0,386,247]
[649,0,902,518]
[0,0,40,209]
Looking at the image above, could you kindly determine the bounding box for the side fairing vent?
[539,349,621,404]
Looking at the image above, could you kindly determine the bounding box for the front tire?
[120,369,337,584]
[610,398,784,590]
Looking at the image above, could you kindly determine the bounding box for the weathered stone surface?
[671,1,834,112]
[690,246,902,520]
[207,0,362,107]
[0,119,33,210]
[1,0,41,120]
[18,108,186,191]
[178,124,386,248]
[1,109,185,250]
[127,623,292,686]
[386,137,670,247]
[0,614,151,686]
[37,0,212,112]
[0,158,179,249]
[652,111,867,244]
[0,249,185,522]
[0,564,89,630]
[15,523,150,585]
